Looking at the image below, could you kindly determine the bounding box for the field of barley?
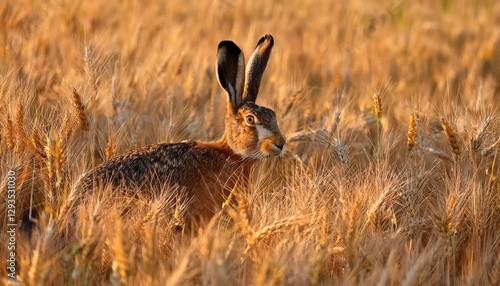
[1,0,500,284]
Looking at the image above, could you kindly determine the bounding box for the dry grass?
[1,0,500,285]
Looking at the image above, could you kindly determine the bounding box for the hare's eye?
[245,115,256,125]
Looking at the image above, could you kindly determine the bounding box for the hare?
[76,34,285,223]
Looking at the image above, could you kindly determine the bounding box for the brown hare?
[76,34,285,223]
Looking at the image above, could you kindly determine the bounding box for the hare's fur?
[76,34,285,221]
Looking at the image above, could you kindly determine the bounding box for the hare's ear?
[217,40,245,113]
[243,34,274,103]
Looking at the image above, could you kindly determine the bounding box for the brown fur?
[77,139,254,219]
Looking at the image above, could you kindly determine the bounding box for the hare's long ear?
[243,34,274,103]
[217,40,245,113]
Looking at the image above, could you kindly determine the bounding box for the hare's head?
[216,34,285,159]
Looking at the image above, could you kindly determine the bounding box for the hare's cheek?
[260,140,273,155]
[255,125,273,140]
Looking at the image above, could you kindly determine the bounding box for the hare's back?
[78,141,233,192]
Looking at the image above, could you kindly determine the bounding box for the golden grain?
[111,214,130,285]
[15,103,29,153]
[105,134,116,160]
[142,217,158,285]
[100,243,110,281]
[54,135,66,188]
[59,112,74,140]
[441,117,460,157]
[373,93,382,120]
[71,88,90,131]
[32,127,46,161]
[27,241,42,285]
[5,115,14,150]
[407,111,417,152]
[44,137,55,197]
[253,215,309,244]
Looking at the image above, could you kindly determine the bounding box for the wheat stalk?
[99,238,111,282]
[373,93,382,120]
[402,242,441,286]
[407,111,417,152]
[172,193,188,233]
[334,137,348,164]
[59,112,74,141]
[481,137,500,159]
[343,192,361,274]
[427,147,454,162]
[373,93,382,143]
[329,110,341,135]
[15,103,29,153]
[84,46,99,108]
[44,137,55,211]
[105,134,116,160]
[12,104,48,160]
[253,215,309,244]
[32,126,46,161]
[472,115,490,150]
[287,130,317,143]
[16,162,30,193]
[27,241,42,285]
[71,88,89,131]
[237,193,251,232]
[111,214,130,285]
[111,61,120,121]
[221,185,238,211]
[56,185,77,222]
[54,135,66,189]
[441,117,460,157]
[142,215,158,285]
[228,207,255,249]
[5,114,15,150]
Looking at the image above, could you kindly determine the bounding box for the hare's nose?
[274,134,286,150]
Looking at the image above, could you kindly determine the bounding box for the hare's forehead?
[239,103,276,119]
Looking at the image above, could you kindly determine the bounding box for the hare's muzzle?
[260,130,286,156]
[273,134,286,151]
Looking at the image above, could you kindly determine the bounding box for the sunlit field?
[1,0,500,284]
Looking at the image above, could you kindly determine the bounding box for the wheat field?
[1,0,500,285]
